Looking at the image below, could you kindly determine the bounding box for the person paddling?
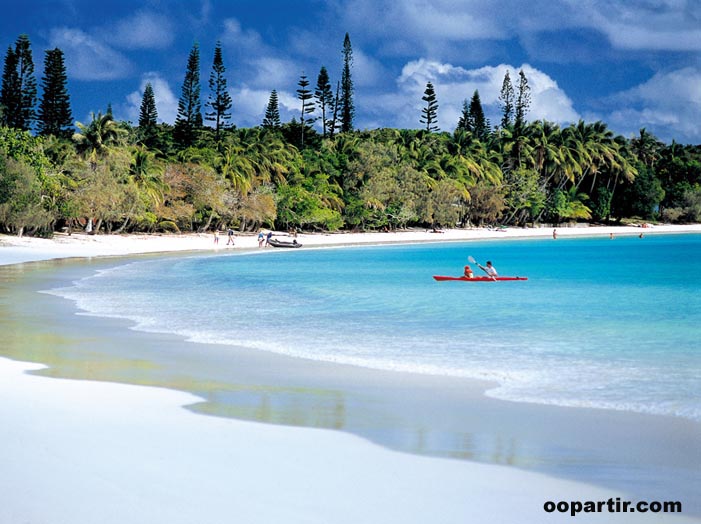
[478,260,498,279]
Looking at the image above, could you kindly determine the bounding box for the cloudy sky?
[3,0,700,143]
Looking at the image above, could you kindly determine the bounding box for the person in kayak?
[478,261,498,278]
[463,265,474,278]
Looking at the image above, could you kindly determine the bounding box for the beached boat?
[268,238,302,248]
[433,275,528,282]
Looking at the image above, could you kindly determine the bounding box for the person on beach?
[478,261,498,278]
[265,231,273,246]
[258,231,265,247]
[227,228,235,245]
[463,265,474,278]
[552,228,557,239]
[213,230,219,245]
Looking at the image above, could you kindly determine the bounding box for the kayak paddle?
[468,255,486,273]
[469,255,495,279]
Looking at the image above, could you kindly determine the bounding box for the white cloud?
[338,0,701,57]
[340,0,511,43]
[124,73,178,125]
[353,47,386,87]
[49,27,131,80]
[247,57,299,89]
[381,59,579,130]
[604,67,701,142]
[570,0,701,51]
[513,65,581,123]
[109,10,175,50]
[336,0,587,64]
[220,18,266,54]
[397,0,507,40]
[276,90,302,123]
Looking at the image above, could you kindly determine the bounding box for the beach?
[1,225,700,524]
[4,223,701,266]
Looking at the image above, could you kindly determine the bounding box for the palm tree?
[72,111,127,169]
[239,128,299,187]
[449,129,502,185]
[526,121,561,182]
[129,146,167,207]
[556,121,592,190]
[111,146,166,233]
[218,140,256,196]
[630,128,662,168]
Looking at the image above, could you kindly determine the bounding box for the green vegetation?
[1,33,700,237]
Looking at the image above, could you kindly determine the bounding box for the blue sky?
[3,0,700,143]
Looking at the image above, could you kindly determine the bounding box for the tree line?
[1,32,700,237]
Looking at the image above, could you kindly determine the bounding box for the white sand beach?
[1,225,700,524]
[2,223,701,266]
[2,356,698,524]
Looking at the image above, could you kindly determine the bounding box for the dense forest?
[1,33,700,237]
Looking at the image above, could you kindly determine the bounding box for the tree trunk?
[114,204,136,234]
[201,211,215,232]
[114,216,131,234]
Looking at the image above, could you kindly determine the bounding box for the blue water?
[50,234,701,420]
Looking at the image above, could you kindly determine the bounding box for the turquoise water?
[50,234,701,421]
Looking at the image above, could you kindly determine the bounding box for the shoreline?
[3,223,701,266]
[1,226,700,522]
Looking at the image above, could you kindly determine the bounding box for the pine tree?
[456,99,471,132]
[340,33,354,133]
[297,73,315,146]
[315,66,334,138]
[174,42,202,147]
[456,90,489,139]
[0,35,37,131]
[329,80,341,139]
[1,46,20,128]
[514,69,531,135]
[37,48,73,137]
[499,70,514,130]
[420,81,439,132]
[15,35,36,131]
[138,83,158,128]
[205,41,232,140]
[138,82,158,148]
[262,89,281,129]
[468,90,489,140]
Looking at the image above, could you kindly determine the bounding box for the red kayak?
[433,275,528,282]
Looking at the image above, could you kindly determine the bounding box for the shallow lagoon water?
[51,233,701,422]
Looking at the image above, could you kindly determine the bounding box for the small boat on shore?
[268,238,302,248]
[433,275,528,282]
